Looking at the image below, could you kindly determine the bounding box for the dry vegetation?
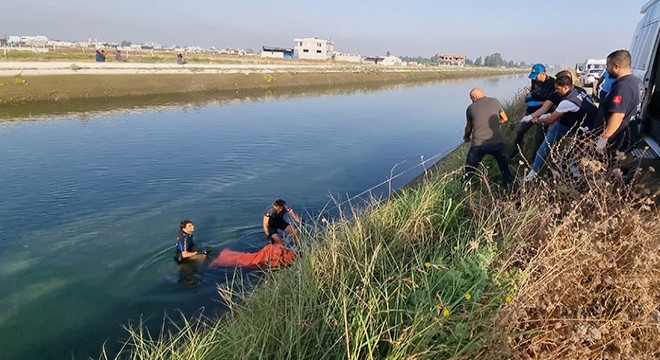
[476,136,660,359]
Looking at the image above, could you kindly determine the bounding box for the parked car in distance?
[581,68,602,86]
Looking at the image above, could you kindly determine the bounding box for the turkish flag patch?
[612,95,622,104]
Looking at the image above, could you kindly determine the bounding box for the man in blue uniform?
[263,199,302,246]
[174,220,209,264]
[594,50,643,156]
[510,64,556,159]
[524,75,598,181]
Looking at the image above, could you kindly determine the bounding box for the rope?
[316,141,464,217]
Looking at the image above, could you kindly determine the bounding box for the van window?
[634,20,659,71]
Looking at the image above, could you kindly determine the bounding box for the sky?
[2,0,648,66]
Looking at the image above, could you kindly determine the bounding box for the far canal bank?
[0,64,525,119]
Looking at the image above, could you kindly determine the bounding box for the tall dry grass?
[478,131,660,359]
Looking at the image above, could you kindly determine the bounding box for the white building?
[380,55,403,66]
[47,40,76,48]
[8,36,22,46]
[22,35,48,47]
[261,46,294,59]
[294,37,334,60]
[334,52,362,63]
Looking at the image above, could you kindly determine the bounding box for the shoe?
[524,169,537,182]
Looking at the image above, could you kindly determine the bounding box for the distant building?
[294,37,334,60]
[0,38,6,46]
[334,53,362,63]
[8,36,22,46]
[435,54,466,66]
[21,35,48,47]
[261,46,295,59]
[47,40,76,48]
[380,55,403,66]
[361,55,403,66]
[362,56,385,65]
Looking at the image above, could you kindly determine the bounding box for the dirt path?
[0,62,524,119]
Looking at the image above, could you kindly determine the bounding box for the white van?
[631,0,660,154]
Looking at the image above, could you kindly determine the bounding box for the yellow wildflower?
[442,308,450,317]
[465,293,472,300]
[505,295,512,303]
[424,262,431,268]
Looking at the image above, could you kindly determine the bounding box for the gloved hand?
[595,136,608,153]
[578,126,589,133]
[539,113,551,121]
[520,115,532,123]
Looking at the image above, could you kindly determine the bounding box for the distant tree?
[474,56,482,66]
[507,60,515,68]
[386,50,391,57]
[483,52,504,67]
[400,56,434,65]
[120,40,132,47]
[520,60,528,68]
[465,58,474,66]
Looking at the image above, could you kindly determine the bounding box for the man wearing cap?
[462,87,513,187]
[510,64,556,159]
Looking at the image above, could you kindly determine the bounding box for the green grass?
[3,51,92,61]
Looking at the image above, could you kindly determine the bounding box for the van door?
[633,14,660,145]
[642,39,660,142]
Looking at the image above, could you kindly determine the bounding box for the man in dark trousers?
[594,50,642,156]
[510,63,556,159]
[263,199,302,246]
[462,87,512,187]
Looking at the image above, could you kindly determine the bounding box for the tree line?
[400,52,527,68]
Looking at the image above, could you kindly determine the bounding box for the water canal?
[0,74,528,359]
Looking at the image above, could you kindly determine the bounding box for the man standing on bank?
[594,50,643,156]
[263,199,302,246]
[462,87,513,187]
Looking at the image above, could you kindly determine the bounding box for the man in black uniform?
[174,219,209,264]
[594,50,642,156]
[510,63,556,159]
[524,75,598,181]
[263,199,302,245]
[462,87,512,187]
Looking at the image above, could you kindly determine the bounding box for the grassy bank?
[0,67,521,120]
[98,93,658,359]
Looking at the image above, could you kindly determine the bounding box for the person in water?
[263,199,302,246]
[174,219,209,264]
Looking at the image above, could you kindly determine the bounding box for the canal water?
[0,74,528,359]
